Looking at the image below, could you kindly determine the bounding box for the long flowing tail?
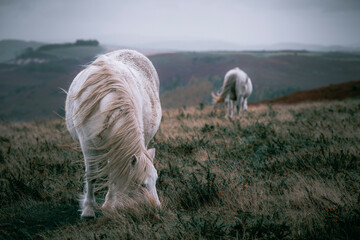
[211,91,225,105]
[212,74,236,106]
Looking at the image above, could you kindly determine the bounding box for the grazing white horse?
[65,49,162,218]
[212,67,253,117]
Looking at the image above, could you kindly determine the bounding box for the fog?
[0,0,359,49]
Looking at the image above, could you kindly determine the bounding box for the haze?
[0,0,359,50]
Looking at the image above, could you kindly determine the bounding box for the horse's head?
[137,148,160,206]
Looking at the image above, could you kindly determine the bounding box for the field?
[0,99,359,239]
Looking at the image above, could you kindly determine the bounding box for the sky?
[0,0,359,50]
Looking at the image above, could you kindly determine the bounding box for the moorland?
[0,97,359,239]
[1,39,360,120]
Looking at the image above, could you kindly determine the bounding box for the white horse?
[65,49,162,218]
[212,67,253,117]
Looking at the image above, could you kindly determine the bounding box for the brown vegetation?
[1,100,359,239]
[256,80,360,105]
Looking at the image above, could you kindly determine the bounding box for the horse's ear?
[147,148,156,159]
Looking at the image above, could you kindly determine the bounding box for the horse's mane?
[73,56,152,191]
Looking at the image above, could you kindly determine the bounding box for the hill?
[150,51,360,108]
[0,100,359,239]
[1,47,360,120]
[12,39,105,60]
[137,41,360,52]
[0,40,106,121]
[0,39,44,63]
[256,80,360,105]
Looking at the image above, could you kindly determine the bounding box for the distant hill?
[256,80,360,105]
[136,41,360,52]
[0,39,106,63]
[35,40,105,60]
[13,39,106,61]
[0,39,44,63]
[37,40,99,51]
[150,51,360,108]
[0,39,106,121]
[1,46,360,121]
[35,45,105,60]
[261,42,360,52]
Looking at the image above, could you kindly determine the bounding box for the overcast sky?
[0,0,359,48]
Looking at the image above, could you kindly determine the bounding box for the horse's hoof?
[81,215,96,219]
[101,203,111,210]
[81,207,96,219]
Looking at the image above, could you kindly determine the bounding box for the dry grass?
[0,100,360,239]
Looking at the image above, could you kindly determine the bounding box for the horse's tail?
[212,73,236,106]
[211,91,225,105]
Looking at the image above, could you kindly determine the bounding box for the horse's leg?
[243,98,248,112]
[231,100,235,118]
[102,182,115,209]
[82,154,97,218]
[237,96,244,117]
[224,95,229,117]
[225,100,231,117]
[79,138,97,218]
[236,100,240,116]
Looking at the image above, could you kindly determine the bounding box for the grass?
[0,100,359,239]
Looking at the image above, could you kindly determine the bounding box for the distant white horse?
[212,67,253,117]
[65,49,162,218]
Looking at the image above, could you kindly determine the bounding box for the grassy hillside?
[150,51,360,108]
[0,100,359,239]
[0,58,84,121]
[1,49,360,120]
[41,46,105,60]
[0,40,106,121]
[256,80,360,105]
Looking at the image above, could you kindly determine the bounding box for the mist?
[0,0,359,50]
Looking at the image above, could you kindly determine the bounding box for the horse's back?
[230,67,252,98]
[245,77,253,97]
[105,50,160,90]
[66,50,161,146]
[108,50,162,145]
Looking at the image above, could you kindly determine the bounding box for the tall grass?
[0,100,359,239]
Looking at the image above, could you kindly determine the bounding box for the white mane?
[73,58,151,188]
